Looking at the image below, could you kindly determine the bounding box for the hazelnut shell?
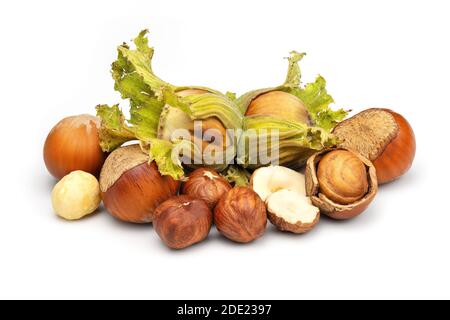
[100,145,180,223]
[44,114,106,179]
[305,148,378,220]
[246,91,311,124]
[333,108,415,184]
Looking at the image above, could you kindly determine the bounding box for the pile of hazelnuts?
[43,115,265,248]
[44,108,416,249]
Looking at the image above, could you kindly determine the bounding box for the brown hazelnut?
[317,150,369,205]
[100,145,180,223]
[214,187,267,243]
[153,195,213,249]
[43,114,106,179]
[333,108,415,184]
[305,148,378,220]
[246,91,311,124]
[181,168,232,209]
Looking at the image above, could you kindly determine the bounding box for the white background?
[0,0,448,299]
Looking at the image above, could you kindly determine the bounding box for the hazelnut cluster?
[42,30,416,251]
[44,107,415,249]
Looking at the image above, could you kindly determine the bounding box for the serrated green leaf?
[145,138,186,180]
[95,104,136,152]
[283,51,307,88]
[222,165,251,187]
[289,75,348,131]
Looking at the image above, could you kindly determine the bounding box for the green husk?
[236,51,347,168]
[237,52,347,131]
[95,104,135,152]
[95,30,347,179]
[96,30,243,179]
[222,165,252,187]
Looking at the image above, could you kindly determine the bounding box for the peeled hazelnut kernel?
[153,195,213,249]
[51,170,101,220]
[317,150,369,205]
[266,189,320,234]
[181,168,232,209]
[333,108,416,184]
[305,148,378,220]
[250,165,319,234]
[214,187,267,243]
[250,165,306,202]
[100,145,180,223]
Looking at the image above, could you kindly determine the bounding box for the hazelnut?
[181,168,232,209]
[214,187,267,243]
[305,148,378,220]
[100,145,180,223]
[246,91,311,124]
[44,114,106,179]
[250,165,320,234]
[266,189,320,234]
[317,150,368,205]
[153,195,212,249]
[250,165,306,202]
[157,89,232,170]
[333,108,415,184]
[51,170,101,220]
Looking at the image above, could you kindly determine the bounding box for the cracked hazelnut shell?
[305,148,378,220]
[333,108,415,184]
[100,145,180,223]
[214,187,267,243]
[153,195,213,249]
[181,168,232,209]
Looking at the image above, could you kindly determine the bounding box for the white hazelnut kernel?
[51,170,101,220]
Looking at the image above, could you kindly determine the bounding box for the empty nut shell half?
[305,148,378,220]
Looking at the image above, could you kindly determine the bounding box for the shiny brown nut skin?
[246,91,311,124]
[100,145,180,223]
[333,108,415,184]
[181,168,232,209]
[44,114,106,179]
[153,195,213,249]
[372,110,416,184]
[214,187,267,243]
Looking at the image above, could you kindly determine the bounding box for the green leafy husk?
[236,51,347,168]
[95,30,347,179]
[96,30,243,179]
[222,165,252,187]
